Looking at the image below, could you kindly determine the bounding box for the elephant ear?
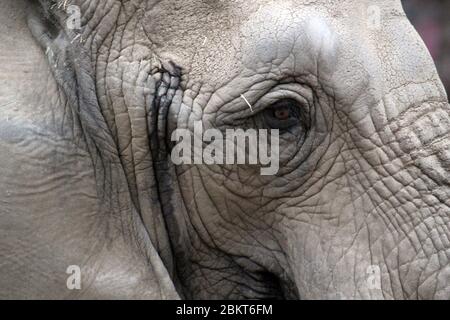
[18,0,180,298]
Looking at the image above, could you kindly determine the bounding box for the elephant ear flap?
[25,1,180,299]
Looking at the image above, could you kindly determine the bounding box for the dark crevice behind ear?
[148,63,186,296]
[154,63,182,156]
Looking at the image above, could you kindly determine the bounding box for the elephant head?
[2,0,449,299]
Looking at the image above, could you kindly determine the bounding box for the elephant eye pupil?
[274,108,291,121]
[262,98,303,131]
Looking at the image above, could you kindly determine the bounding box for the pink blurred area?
[403,0,450,99]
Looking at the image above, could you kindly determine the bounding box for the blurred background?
[403,0,450,99]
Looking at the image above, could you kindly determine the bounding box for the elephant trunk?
[278,100,450,300]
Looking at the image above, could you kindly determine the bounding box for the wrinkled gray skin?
[1,0,449,299]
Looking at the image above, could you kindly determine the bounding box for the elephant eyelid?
[245,98,308,132]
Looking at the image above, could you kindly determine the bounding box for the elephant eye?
[274,108,291,121]
[263,99,303,131]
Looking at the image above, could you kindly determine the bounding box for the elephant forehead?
[144,0,404,87]
[146,1,337,84]
[238,6,339,75]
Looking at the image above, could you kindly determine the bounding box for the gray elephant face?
[144,0,450,299]
[29,0,449,299]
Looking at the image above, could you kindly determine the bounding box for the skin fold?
[0,0,449,299]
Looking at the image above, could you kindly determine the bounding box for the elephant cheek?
[281,223,387,300]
